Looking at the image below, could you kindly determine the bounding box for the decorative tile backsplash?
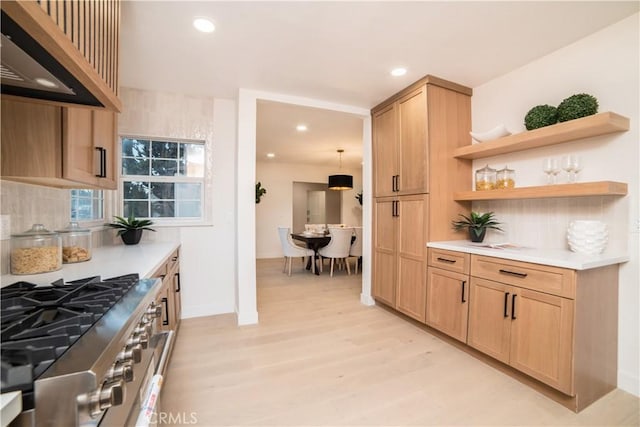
[473,196,627,253]
[0,181,116,274]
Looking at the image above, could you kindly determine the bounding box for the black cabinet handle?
[391,175,396,192]
[461,281,466,303]
[395,175,400,192]
[161,297,169,326]
[160,274,166,280]
[504,292,509,318]
[391,200,399,217]
[101,148,107,178]
[94,147,107,178]
[511,294,517,320]
[499,269,528,279]
[436,257,456,264]
[175,272,181,292]
[172,256,178,262]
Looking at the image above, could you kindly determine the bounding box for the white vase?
[567,220,608,255]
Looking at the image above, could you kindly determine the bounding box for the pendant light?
[328,149,353,191]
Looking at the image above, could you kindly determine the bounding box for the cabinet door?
[154,282,171,333]
[372,104,398,197]
[397,87,428,195]
[372,198,396,306]
[172,268,182,328]
[1,99,62,180]
[63,107,99,187]
[467,278,512,364]
[93,110,118,189]
[509,288,574,395]
[395,195,428,322]
[426,267,469,342]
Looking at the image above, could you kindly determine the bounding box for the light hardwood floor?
[161,258,639,426]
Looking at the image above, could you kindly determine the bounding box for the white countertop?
[427,240,629,270]
[1,241,180,287]
[0,391,21,427]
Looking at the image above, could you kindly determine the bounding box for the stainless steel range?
[1,274,173,427]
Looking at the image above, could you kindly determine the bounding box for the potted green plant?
[452,211,502,243]
[108,214,156,245]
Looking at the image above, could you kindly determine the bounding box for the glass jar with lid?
[475,164,496,191]
[496,166,516,189]
[10,224,62,275]
[56,222,92,263]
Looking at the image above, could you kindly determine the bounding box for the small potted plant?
[452,211,502,243]
[108,214,156,245]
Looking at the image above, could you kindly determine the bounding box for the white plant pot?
[567,220,608,255]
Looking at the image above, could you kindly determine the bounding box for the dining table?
[290,232,331,275]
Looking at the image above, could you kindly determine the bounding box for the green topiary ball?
[557,93,598,122]
[524,104,558,130]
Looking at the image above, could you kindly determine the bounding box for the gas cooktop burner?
[0,274,140,410]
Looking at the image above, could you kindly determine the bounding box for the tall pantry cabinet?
[371,75,472,322]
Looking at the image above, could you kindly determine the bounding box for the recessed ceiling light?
[266,153,276,158]
[391,67,407,77]
[193,17,215,33]
[34,77,58,88]
[296,124,308,132]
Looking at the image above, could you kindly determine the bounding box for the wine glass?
[571,156,583,182]
[542,158,559,184]
[562,155,581,183]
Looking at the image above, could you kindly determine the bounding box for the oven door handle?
[156,330,174,377]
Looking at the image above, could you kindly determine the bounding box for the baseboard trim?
[618,370,640,397]
[237,309,259,325]
[360,293,375,306]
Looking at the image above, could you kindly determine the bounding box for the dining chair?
[278,227,315,276]
[349,226,363,274]
[318,227,353,277]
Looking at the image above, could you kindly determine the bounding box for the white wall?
[256,161,362,258]
[119,88,237,319]
[470,14,639,395]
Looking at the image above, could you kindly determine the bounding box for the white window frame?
[70,189,105,227]
[119,135,208,226]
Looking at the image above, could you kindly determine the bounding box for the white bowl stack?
[567,220,608,255]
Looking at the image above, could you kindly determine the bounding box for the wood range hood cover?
[0,2,121,112]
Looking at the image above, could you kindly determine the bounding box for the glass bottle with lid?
[10,224,62,275]
[475,164,497,191]
[56,222,92,263]
[496,166,516,189]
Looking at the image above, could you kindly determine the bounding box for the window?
[120,137,205,220]
[71,190,104,222]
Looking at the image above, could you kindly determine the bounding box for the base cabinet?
[467,276,575,395]
[426,249,470,343]
[150,248,181,332]
[372,195,428,322]
[426,268,470,343]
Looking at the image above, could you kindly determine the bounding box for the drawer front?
[471,255,576,299]
[167,249,180,273]
[428,248,470,274]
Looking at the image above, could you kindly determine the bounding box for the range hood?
[1,11,103,107]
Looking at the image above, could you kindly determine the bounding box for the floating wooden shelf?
[453,181,628,201]
[454,112,629,160]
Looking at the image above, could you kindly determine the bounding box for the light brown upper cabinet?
[1,98,118,190]
[1,0,121,111]
[371,75,473,242]
[373,87,427,197]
